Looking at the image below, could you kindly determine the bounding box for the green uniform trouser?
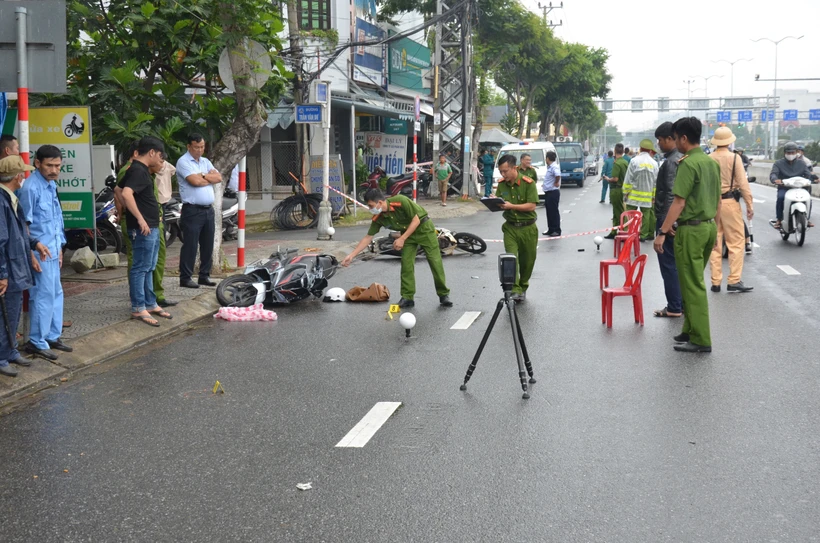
[121,219,167,303]
[399,223,449,300]
[626,204,656,239]
[610,187,624,233]
[502,222,538,294]
[675,222,717,347]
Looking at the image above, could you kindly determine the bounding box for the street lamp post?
[689,74,723,108]
[682,79,695,115]
[712,58,752,97]
[752,35,803,157]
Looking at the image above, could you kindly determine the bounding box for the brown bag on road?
[346,283,390,302]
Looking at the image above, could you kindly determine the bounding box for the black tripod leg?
[506,300,530,399]
[460,299,505,391]
[513,305,536,384]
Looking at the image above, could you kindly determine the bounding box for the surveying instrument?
[460,254,536,399]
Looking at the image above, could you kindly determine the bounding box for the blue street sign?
[783,109,798,121]
[810,109,820,121]
[295,104,322,123]
[761,110,775,122]
[717,111,731,123]
[316,82,328,103]
[738,110,753,122]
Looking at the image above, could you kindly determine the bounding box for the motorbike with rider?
[770,141,818,231]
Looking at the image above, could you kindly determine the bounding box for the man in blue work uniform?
[0,156,52,376]
[600,150,614,203]
[19,145,72,360]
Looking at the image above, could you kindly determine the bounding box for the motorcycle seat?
[223,198,238,208]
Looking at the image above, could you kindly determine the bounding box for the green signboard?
[388,36,431,94]
[383,118,409,135]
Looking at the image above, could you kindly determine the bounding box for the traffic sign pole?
[237,156,247,267]
[413,96,420,202]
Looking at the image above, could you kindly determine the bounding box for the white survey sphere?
[593,236,604,246]
[399,313,416,330]
[327,227,336,236]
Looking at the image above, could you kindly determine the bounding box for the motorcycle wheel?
[96,220,122,254]
[164,222,177,247]
[454,232,487,254]
[795,212,807,246]
[216,274,260,307]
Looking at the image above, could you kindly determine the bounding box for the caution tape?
[324,184,369,209]
[484,219,635,243]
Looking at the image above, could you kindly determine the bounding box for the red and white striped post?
[237,156,247,267]
[17,7,31,341]
[413,96,420,202]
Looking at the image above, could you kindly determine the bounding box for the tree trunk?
[286,0,309,185]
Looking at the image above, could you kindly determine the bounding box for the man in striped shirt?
[623,139,659,241]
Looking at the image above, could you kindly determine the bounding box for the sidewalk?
[0,237,357,407]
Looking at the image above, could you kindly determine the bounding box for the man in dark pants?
[176,133,223,288]
[652,122,683,318]
[542,150,561,236]
[0,157,51,377]
[604,143,628,238]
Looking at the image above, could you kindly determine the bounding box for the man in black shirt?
[120,137,171,326]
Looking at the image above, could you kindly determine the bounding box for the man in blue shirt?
[19,145,71,360]
[542,150,562,236]
[176,133,223,289]
[600,150,614,203]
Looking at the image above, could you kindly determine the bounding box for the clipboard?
[480,197,506,212]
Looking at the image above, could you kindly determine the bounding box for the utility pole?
[538,1,563,28]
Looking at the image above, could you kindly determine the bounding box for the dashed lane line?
[451,311,482,330]
[335,402,402,448]
[777,265,801,276]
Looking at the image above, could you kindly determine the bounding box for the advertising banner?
[353,18,386,88]
[309,154,345,213]
[29,106,95,228]
[356,132,407,177]
[388,36,431,94]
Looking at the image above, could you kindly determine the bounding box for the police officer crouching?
[342,189,453,308]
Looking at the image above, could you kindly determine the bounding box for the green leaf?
[141,2,157,18]
[71,1,91,17]
[173,19,193,32]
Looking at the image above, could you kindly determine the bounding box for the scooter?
[215,248,338,307]
[222,188,239,241]
[162,198,183,247]
[369,228,487,257]
[357,168,433,202]
[65,175,122,254]
[770,177,814,246]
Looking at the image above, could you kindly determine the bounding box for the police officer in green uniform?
[517,153,538,184]
[342,189,452,309]
[654,117,721,353]
[604,143,629,238]
[495,154,539,302]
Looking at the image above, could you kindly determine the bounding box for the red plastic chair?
[602,254,647,328]
[599,233,639,289]
[614,211,642,258]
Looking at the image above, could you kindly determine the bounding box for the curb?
[0,290,220,408]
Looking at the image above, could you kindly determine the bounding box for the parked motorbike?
[222,188,239,241]
[357,168,433,202]
[162,197,183,247]
[770,177,814,246]
[215,248,339,307]
[65,175,122,255]
[369,228,487,257]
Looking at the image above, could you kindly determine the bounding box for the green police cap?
[639,139,656,152]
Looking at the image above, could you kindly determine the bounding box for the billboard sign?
[353,18,386,88]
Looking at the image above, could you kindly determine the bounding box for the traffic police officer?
[654,117,722,353]
[19,145,72,360]
[495,154,538,302]
[342,189,452,308]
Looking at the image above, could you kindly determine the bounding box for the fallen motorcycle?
[215,248,339,307]
[369,228,487,257]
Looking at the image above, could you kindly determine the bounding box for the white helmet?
[323,287,346,302]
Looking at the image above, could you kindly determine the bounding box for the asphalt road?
[1,174,819,542]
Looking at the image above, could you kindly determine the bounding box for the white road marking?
[563,210,571,214]
[336,402,402,448]
[777,265,801,276]
[574,197,581,200]
[570,202,577,206]
[753,198,766,203]
[451,311,482,330]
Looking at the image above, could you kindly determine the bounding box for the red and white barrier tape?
[484,219,634,243]
[325,184,369,209]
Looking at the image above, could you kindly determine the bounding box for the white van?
[491,140,557,200]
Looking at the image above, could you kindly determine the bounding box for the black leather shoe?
[603,232,616,240]
[727,281,753,293]
[711,285,721,293]
[398,298,415,309]
[24,343,58,361]
[439,295,453,307]
[674,341,712,353]
[0,365,18,377]
[157,299,179,307]
[47,339,74,353]
[198,277,217,287]
[10,357,31,367]
[180,279,200,289]
[673,333,690,343]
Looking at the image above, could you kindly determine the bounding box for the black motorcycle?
[216,248,339,307]
[65,174,122,255]
[369,227,487,257]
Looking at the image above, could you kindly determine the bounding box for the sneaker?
[511,292,526,303]
[711,285,721,293]
[727,281,753,293]
[745,243,752,254]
